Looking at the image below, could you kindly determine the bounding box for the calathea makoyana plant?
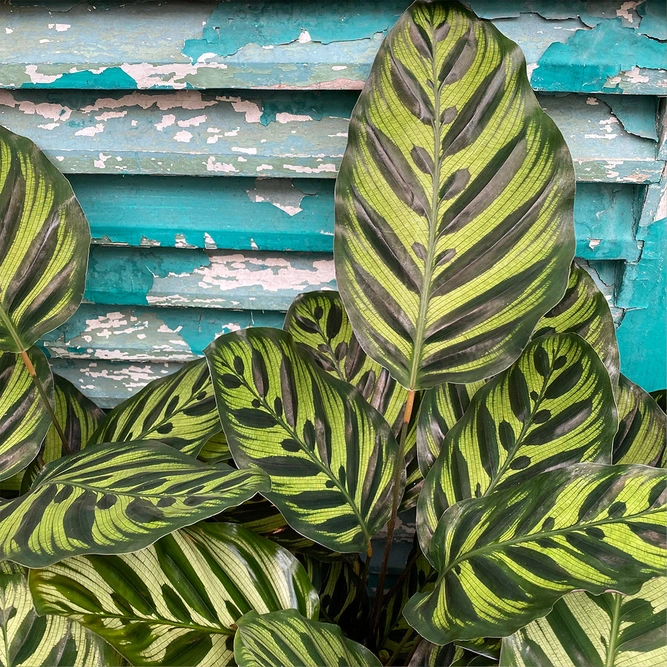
[0,1,665,666]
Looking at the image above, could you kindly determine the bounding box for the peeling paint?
[206,156,238,172]
[246,178,308,216]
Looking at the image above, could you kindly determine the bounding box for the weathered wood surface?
[0,1,664,94]
[0,90,660,182]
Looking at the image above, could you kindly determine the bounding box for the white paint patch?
[75,123,104,137]
[225,127,240,136]
[54,23,71,31]
[5,28,13,34]
[94,152,111,169]
[526,63,539,81]
[24,65,61,85]
[174,130,193,142]
[283,163,337,174]
[155,114,176,131]
[38,122,60,130]
[298,29,312,43]
[250,238,259,250]
[55,156,64,161]
[256,164,273,172]
[616,1,641,22]
[95,110,127,121]
[175,233,190,248]
[231,146,257,155]
[328,132,348,138]
[622,66,649,84]
[206,156,238,172]
[588,239,601,250]
[246,179,307,216]
[177,115,207,127]
[332,66,347,71]
[275,112,313,123]
[216,96,263,123]
[586,97,600,105]
[204,232,217,249]
[196,52,218,62]
[81,91,217,114]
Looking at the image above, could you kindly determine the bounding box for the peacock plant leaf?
[29,522,318,667]
[334,0,575,390]
[233,609,382,667]
[205,328,402,553]
[404,463,667,645]
[0,125,90,353]
[197,430,231,464]
[0,347,52,483]
[89,358,221,457]
[410,641,498,666]
[417,333,617,558]
[500,576,667,667]
[614,374,666,467]
[649,389,665,411]
[0,440,268,567]
[0,561,125,667]
[533,263,620,389]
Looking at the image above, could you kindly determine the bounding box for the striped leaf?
[614,374,666,467]
[198,430,231,464]
[416,381,484,477]
[285,290,422,510]
[30,522,318,667]
[0,124,90,353]
[410,641,497,667]
[0,561,123,667]
[0,347,52,483]
[13,374,105,493]
[0,440,268,567]
[650,389,665,411]
[404,463,667,645]
[334,0,575,389]
[205,328,402,553]
[233,609,382,667]
[417,333,616,558]
[501,576,667,667]
[90,358,220,457]
[533,263,620,389]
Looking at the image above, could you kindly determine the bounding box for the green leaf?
[650,389,666,411]
[233,609,382,667]
[0,125,90,353]
[0,561,123,667]
[30,522,318,667]
[0,347,52,482]
[0,440,268,567]
[417,333,616,558]
[334,0,575,389]
[90,358,221,457]
[285,290,423,510]
[614,374,666,467]
[205,328,402,553]
[533,263,620,389]
[404,463,667,645]
[410,641,497,667]
[197,430,231,464]
[501,576,667,667]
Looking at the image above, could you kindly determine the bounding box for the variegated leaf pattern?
[90,358,220,457]
[0,347,52,483]
[334,0,575,390]
[13,374,105,493]
[0,561,123,667]
[418,333,616,558]
[416,380,484,477]
[233,609,382,667]
[614,374,666,467]
[205,328,402,553]
[285,290,423,509]
[533,263,620,389]
[198,430,231,464]
[0,124,90,353]
[404,463,667,645]
[30,522,318,667]
[501,576,667,667]
[650,389,665,411]
[0,440,268,567]
[410,641,497,667]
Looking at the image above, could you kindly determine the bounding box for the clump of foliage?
[1,1,665,666]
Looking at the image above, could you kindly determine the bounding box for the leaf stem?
[370,389,416,644]
[605,594,622,667]
[19,349,71,455]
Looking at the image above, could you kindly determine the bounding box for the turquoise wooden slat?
[0,90,660,182]
[68,175,643,261]
[0,1,664,94]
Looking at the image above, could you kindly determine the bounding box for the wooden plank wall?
[0,0,665,407]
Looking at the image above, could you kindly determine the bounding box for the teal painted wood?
[69,176,643,261]
[0,90,661,182]
[0,1,664,94]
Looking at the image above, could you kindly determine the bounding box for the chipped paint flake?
[155,113,176,131]
[24,65,62,85]
[283,163,337,174]
[275,112,313,123]
[177,115,207,127]
[173,130,193,142]
[246,179,307,216]
[231,146,257,155]
[94,152,111,169]
[588,238,602,250]
[616,1,641,23]
[206,156,238,172]
[298,29,312,43]
[256,164,273,172]
[75,123,104,137]
[95,110,127,121]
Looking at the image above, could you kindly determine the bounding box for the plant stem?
[19,349,71,455]
[370,389,416,643]
[386,628,415,666]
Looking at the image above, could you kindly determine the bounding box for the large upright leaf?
[30,522,318,667]
[0,561,123,667]
[233,610,381,667]
[0,347,52,483]
[614,374,666,467]
[334,0,575,389]
[404,464,666,645]
[0,125,90,353]
[90,358,220,457]
[501,576,667,667]
[0,440,268,567]
[205,328,402,553]
[533,263,620,388]
[418,333,616,557]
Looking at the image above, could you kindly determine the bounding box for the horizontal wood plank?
[0,90,660,182]
[0,1,664,94]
